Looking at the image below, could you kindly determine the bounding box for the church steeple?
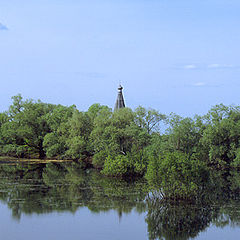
[114,85,125,111]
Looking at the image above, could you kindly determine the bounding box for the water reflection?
[0,162,239,240]
[146,169,240,240]
[0,162,147,220]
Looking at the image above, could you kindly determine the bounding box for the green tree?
[1,95,56,158]
[65,110,94,160]
[43,105,75,158]
[201,104,240,167]
[166,114,206,156]
[145,151,209,199]
[8,94,24,118]
[134,106,166,134]
[91,107,147,169]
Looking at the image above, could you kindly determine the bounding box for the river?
[0,162,239,240]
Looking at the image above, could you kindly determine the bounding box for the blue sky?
[0,0,240,116]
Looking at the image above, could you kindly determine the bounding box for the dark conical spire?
[114,85,125,111]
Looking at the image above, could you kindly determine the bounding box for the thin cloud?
[0,23,8,30]
[183,64,197,69]
[207,64,235,69]
[181,63,238,70]
[193,82,206,87]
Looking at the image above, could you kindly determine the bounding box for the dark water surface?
[0,162,239,240]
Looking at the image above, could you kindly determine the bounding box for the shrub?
[145,151,209,200]
[101,155,129,177]
[92,150,108,169]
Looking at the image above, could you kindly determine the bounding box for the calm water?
[0,162,240,240]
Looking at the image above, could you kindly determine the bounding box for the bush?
[101,155,129,177]
[92,150,108,169]
[126,149,148,176]
[231,148,240,168]
[145,151,209,200]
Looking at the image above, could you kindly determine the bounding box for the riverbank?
[0,156,74,164]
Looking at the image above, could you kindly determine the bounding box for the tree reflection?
[146,198,214,240]
[0,162,240,240]
[146,169,240,240]
[0,162,147,220]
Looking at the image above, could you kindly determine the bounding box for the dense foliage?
[1,95,240,199]
[145,151,209,199]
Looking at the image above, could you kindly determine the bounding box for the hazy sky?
[0,0,240,116]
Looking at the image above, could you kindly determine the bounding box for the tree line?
[0,95,165,171]
[0,95,240,198]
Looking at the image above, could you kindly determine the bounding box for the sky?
[0,0,240,116]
